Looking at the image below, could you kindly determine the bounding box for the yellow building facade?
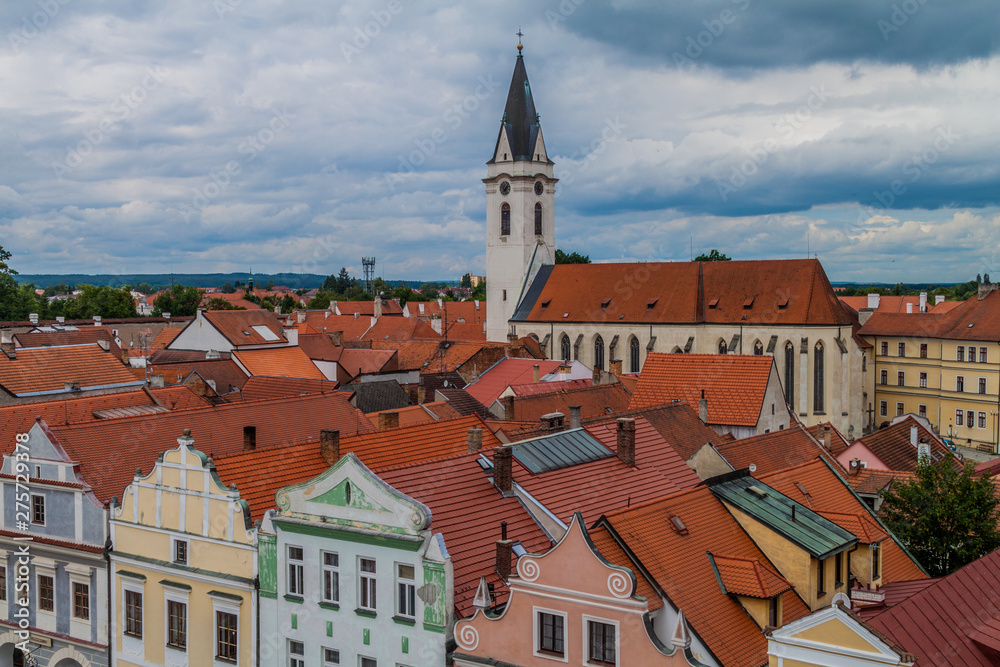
[110,429,257,667]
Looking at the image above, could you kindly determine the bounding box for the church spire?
[489,39,548,164]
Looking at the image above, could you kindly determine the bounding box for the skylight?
[251,325,280,341]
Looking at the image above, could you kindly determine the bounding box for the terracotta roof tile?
[334,299,403,316]
[845,468,915,495]
[443,322,487,341]
[296,332,342,362]
[360,317,441,342]
[0,344,140,396]
[711,554,793,598]
[300,312,375,341]
[715,423,838,476]
[855,417,954,472]
[232,346,325,380]
[586,526,663,610]
[509,383,633,423]
[238,376,338,401]
[859,290,1000,341]
[365,402,462,428]
[630,353,774,427]
[151,327,182,349]
[193,310,286,346]
[509,378,593,395]
[616,402,730,460]
[409,300,486,324]
[338,348,397,376]
[434,387,494,420]
[464,358,564,408]
[15,326,123,358]
[805,422,852,456]
[148,359,249,392]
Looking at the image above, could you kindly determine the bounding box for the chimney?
[97,339,110,351]
[867,293,880,310]
[64,381,81,392]
[979,282,998,300]
[1,331,15,360]
[467,427,483,453]
[609,359,623,375]
[297,310,306,324]
[569,405,582,429]
[149,374,164,389]
[617,418,636,466]
[320,429,340,465]
[501,395,515,421]
[918,439,931,460]
[162,311,171,319]
[906,303,913,314]
[330,331,343,346]
[437,297,443,309]
[849,458,861,476]
[540,412,565,432]
[28,313,38,325]
[474,299,480,310]
[858,308,874,325]
[206,349,220,360]
[378,411,399,430]
[493,446,513,496]
[698,390,708,424]
[56,316,65,323]
[823,423,832,451]
[560,363,571,377]
[919,292,927,312]
[243,425,257,452]
[417,383,427,405]
[532,363,540,383]
[592,367,602,385]
[93,315,102,325]
[496,522,513,580]
[910,425,918,447]
[373,298,382,319]
[935,295,945,305]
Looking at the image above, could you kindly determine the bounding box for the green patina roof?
[709,472,857,559]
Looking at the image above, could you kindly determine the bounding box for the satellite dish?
[832,592,850,607]
[749,463,757,473]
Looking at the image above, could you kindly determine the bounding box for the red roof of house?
[805,421,852,456]
[854,417,953,472]
[148,359,250,392]
[299,312,375,340]
[465,359,564,408]
[516,259,855,326]
[715,423,838,476]
[443,321,487,341]
[45,392,374,503]
[192,310,286,346]
[338,348,398,377]
[151,327,182,349]
[335,299,404,316]
[859,289,1000,341]
[296,332,342,362]
[364,402,463,429]
[845,468,915,495]
[212,415,499,521]
[509,378,593,395]
[839,295,924,314]
[0,344,140,396]
[508,383,633,423]
[409,300,486,324]
[238,376,339,401]
[14,326,123,358]
[711,554,793,598]
[587,527,664,610]
[232,346,325,380]
[594,486,812,667]
[629,353,775,427]
[360,316,441,342]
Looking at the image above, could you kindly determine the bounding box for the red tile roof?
[409,300,486,324]
[238,376,339,401]
[0,344,140,396]
[516,259,855,326]
[45,392,374,503]
[859,289,1000,341]
[464,358,564,408]
[360,316,441,342]
[630,353,775,427]
[296,332,342,362]
[508,383,633,423]
[188,310,286,347]
[151,327,182,349]
[854,417,954,472]
[338,348,397,376]
[839,295,924,314]
[15,326,123,358]
[711,554,793,598]
[845,468,915,495]
[715,423,838,476]
[805,422,852,456]
[443,321,486,341]
[148,359,250,392]
[335,299,404,316]
[509,378,593,395]
[232,346,325,380]
[616,402,731,461]
[587,527,663,610]
[364,402,463,428]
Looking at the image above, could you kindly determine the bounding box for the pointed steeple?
[672,609,693,650]
[472,575,491,611]
[489,46,548,164]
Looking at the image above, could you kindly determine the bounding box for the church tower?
[485,40,557,343]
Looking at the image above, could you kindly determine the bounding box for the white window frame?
[322,647,340,666]
[395,563,416,619]
[121,579,145,657]
[880,341,888,356]
[288,639,305,667]
[582,614,620,667]
[957,375,965,392]
[897,370,905,387]
[896,402,904,416]
[34,558,56,618]
[919,372,927,388]
[65,563,93,637]
[359,557,377,612]
[980,377,988,395]
[956,409,964,426]
[957,345,965,361]
[287,545,305,597]
[979,411,987,429]
[321,551,340,605]
[981,346,989,363]
[211,597,241,666]
[533,606,569,662]
[0,550,7,613]
[879,369,888,385]
[918,404,926,418]
[897,342,905,357]
[879,401,887,417]
[171,536,189,565]
[163,588,190,654]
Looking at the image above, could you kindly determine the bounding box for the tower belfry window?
[501,204,510,236]
[534,203,542,235]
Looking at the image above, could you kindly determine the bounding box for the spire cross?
[516,28,524,53]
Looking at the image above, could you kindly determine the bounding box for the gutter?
[17,381,146,397]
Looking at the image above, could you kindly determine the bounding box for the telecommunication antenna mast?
[362,257,376,296]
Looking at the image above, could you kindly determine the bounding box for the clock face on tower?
[499,181,510,196]
[534,181,544,196]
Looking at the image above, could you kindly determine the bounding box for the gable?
[796,617,883,653]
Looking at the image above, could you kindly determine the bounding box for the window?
[880,341,888,356]
[538,611,565,656]
[287,546,304,597]
[979,411,987,429]
[968,410,976,427]
[502,289,506,301]
[784,342,795,408]
[956,409,964,426]
[216,611,238,662]
[360,658,377,667]
[768,598,779,627]
[322,648,340,666]
[816,558,826,596]
[289,640,305,667]
[560,335,571,362]
[0,566,5,601]
[718,339,728,355]
[880,369,888,385]
[359,558,377,611]
[981,347,989,363]
[813,342,824,412]
[588,620,617,665]
[125,590,143,637]
[967,347,975,362]
[31,495,45,525]
[896,402,904,416]
[957,345,965,361]
[594,335,605,371]
[396,564,416,619]
[73,582,90,620]
[534,202,542,236]
[920,343,928,358]
[167,600,187,649]
[322,552,340,604]
[919,404,927,418]
[919,372,927,388]
[754,340,763,355]
[980,377,988,394]
[879,401,887,417]
[38,575,54,611]
[872,543,881,579]
[835,552,844,587]
[629,336,640,373]
[957,376,965,392]
[897,371,905,387]
[173,539,188,565]
[897,342,905,357]
[500,204,510,236]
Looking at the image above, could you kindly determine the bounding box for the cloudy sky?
[1,0,998,283]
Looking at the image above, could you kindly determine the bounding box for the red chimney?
[617,418,636,466]
[496,521,513,580]
[243,426,256,452]
[320,429,340,465]
[494,446,514,496]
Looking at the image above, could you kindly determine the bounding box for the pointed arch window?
[754,340,763,355]
[629,336,640,373]
[500,204,510,236]
[718,339,728,355]
[594,335,605,371]
[534,203,542,236]
[560,335,571,362]
[784,342,795,409]
[813,341,825,413]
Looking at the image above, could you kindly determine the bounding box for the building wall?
[166,311,234,352]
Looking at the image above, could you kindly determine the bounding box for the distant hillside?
[16,274,457,291]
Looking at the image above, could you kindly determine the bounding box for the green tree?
[220,282,236,294]
[64,284,137,319]
[152,284,204,317]
[879,453,1000,577]
[460,273,472,288]
[265,280,275,290]
[985,273,991,284]
[336,267,353,294]
[471,279,486,301]
[694,249,731,261]
[278,294,298,313]
[44,281,75,297]
[308,291,333,309]
[555,249,591,264]
[418,283,439,299]
[204,297,245,310]
[134,282,154,295]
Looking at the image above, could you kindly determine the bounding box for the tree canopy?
[153,284,204,317]
[554,249,591,264]
[694,249,731,261]
[879,453,1000,577]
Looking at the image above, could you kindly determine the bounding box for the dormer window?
[708,298,720,308]
[669,515,688,535]
[600,298,612,308]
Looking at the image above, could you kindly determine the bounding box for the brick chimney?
[569,405,582,429]
[496,522,513,580]
[617,418,636,466]
[149,374,164,389]
[541,412,565,432]
[501,395,515,421]
[979,282,998,300]
[417,382,427,404]
[64,381,81,392]
[698,390,708,424]
[331,331,343,346]
[320,429,340,465]
[243,426,256,452]
[467,427,483,453]
[1,331,15,360]
[609,359,623,375]
[297,310,307,324]
[494,446,514,496]
[532,363,540,383]
[560,364,571,377]
[378,411,399,430]
[823,423,832,451]
[849,458,862,476]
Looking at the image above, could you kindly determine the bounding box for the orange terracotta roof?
[296,332,342,362]
[806,422,851,456]
[845,468,914,495]
[148,359,250,392]
[0,344,140,396]
[630,353,774,427]
[213,415,499,521]
[839,295,923,314]
[151,327,182,349]
[360,316,441,342]
[238,376,339,401]
[710,554,793,598]
[45,391,374,503]
[859,290,1000,340]
[443,321,486,341]
[595,486,812,667]
[510,378,593,395]
[300,313,375,341]
[612,402,730,460]
[192,310,286,346]
[854,417,953,472]
[335,299,404,316]
[715,423,836,476]
[232,346,325,380]
[816,511,888,544]
[338,348,397,376]
[364,401,463,428]
[464,358,564,408]
[371,339,512,375]
[509,383,633,423]
[15,326,123,358]
[515,259,855,327]
[409,299,486,324]
[587,527,663,610]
